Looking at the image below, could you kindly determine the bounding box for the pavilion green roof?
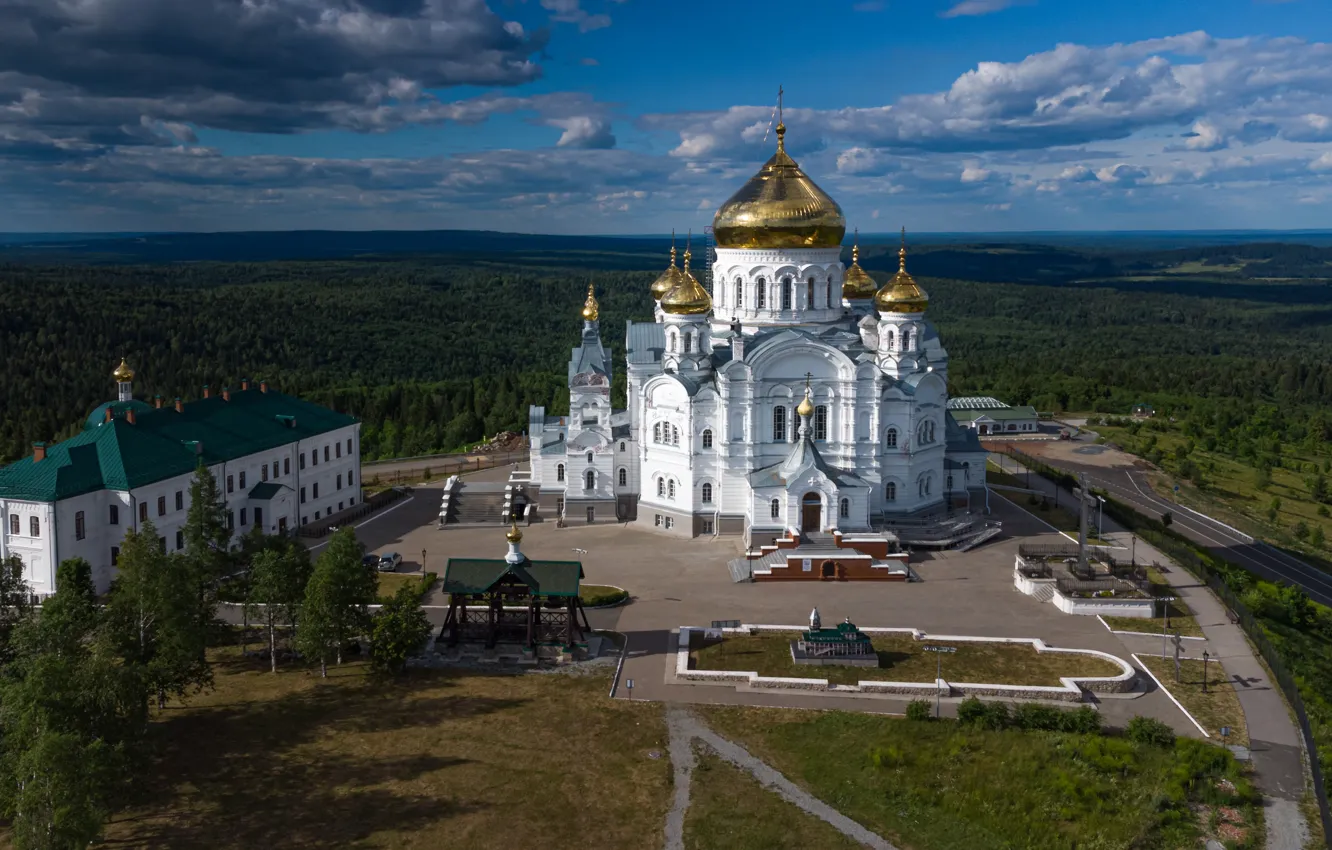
[0,387,357,502]
[441,558,584,598]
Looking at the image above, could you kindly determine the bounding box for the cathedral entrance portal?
[801,492,822,534]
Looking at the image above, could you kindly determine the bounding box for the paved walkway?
[663,706,894,850]
[997,455,1311,849]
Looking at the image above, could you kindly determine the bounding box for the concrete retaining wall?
[1052,591,1155,618]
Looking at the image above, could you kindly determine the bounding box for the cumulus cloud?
[540,0,612,32]
[941,0,1027,17]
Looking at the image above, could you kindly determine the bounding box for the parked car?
[362,554,379,571]
[378,552,402,572]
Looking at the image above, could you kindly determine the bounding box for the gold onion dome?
[874,235,929,314]
[506,520,523,544]
[796,393,814,418]
[660,248,712,315]
[842,236,876,300]
[651,239,686,301]
[581,282,600,321]
[712,123,846,250]
[112,358,134,382]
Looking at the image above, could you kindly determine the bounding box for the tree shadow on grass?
[104,665,528,849]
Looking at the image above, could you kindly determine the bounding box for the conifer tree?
[246,539,313,673]
[297,528,374,676]
[370,584,432,677]
[0,554,32,663]
[183,462,231,582]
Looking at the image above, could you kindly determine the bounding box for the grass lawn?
[989,482,1114,546]
[579,583,629,607]
[1102,603,1204,638]
[101,647,671,849]
[683,749,861,850]
[1138,655,1249,748]
[698,706,1260,850]
[375,571,436,602]
[690,632,1123,687]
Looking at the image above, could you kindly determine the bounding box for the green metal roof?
[0,388,357,502]
[85,400,154,431]
[248,482,285,500]
[948,405,1038,423]
[441,558,584,598]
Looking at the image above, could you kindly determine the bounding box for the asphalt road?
[1004,449,1332,609]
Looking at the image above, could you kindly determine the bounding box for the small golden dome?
[713,124,846,250]
[660,249,712,315]
[506,520,523,544]
[842,236,876,300]
[796,394,814,417]
[112,358,134,382]
[581,282,600,321]
[651,240,685,301]
[874,233,929,314]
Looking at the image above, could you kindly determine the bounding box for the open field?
[683,750,861,850]
[690,632,1122,687]
[700,705,1260,850]
[1138,655,1250,749]
[100,648,671,849]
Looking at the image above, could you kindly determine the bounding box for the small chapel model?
[529,112,986,543]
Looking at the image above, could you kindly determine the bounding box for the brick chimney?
[154,394,163,409]
[241,378,250,391]
[203,385,211,399]
[32,442,46,462]
[259,379,268,393]
[104,407,113,423]
[222,387,231,402]
[174,397,184,413]
[126,408,136,425]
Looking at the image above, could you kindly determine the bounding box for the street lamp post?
[1096,495,1105,540]
[1202,650,1210,693]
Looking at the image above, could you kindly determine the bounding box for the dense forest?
[1,237,1330,463]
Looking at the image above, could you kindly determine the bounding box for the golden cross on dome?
[899,226,908,271]
[804,371,813,393]
[778,85,784,125]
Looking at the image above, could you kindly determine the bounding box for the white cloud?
[941,0,1028,17]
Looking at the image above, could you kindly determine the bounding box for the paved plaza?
[326,466,1200,735]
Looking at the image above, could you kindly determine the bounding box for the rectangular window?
[311,450,318,467]
[227,511,235,531]
[300,486,306,504]
[346,438,352,454]
[139,502,148,523]
[30,516,39,537]
[240,508,247,526]
[299,454,306,470]
[273,460,279,478]
[314,510,320,520]
[336,442,341,458]
[75,511,86,540]
[348,497,355,506]
[158,537,167,554]
[111,546,120,566]
[313,483,319,499]
[239,471,246,489]
[157,495,166,516]
[772,405,786,442]
[348,470,354,486]
[284,457,291,475]
[324,446,330,462]
[814,406,827,441]
[8,514,17,535]
[175,490,183,511]
[175,530,184,551]
[665,517,674,530]
[338,501,344,512]
[227,474,234,493]
[654,514,662,527]
[302,516,308,526]
[255,507,263,528]
[336,474,342,491]
[702,519,714,535]
[109,504,119,525]
[262,465,268,482]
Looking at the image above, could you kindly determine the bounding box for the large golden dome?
[651,239,685,301]
[842,237,876,300]
[712,124,846,250]
[660,249,712,315]
[874,237,929,314]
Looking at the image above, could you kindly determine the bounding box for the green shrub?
[1126,716,1176,748]
[868,745,908,769]
[905,700,934,722]
[956,696,986,726]
[1059,705,1103,735]
[978,701,1011,731]
[1011,702,1063,731]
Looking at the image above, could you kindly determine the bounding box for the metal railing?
[362,450,527,486]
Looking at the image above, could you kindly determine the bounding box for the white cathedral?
[528,121,987,542]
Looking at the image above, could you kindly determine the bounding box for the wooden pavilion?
[439,555,590,650]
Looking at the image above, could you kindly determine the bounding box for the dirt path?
[662,705,896,850]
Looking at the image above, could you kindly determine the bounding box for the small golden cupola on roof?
[112,358,135,383]
[660,244,712,316]
[841,229,876,300]
[506,519,523,544]
[712,98,846,250]
[874,228,929,314]
[581,282,600,321]
[650,231,686,301]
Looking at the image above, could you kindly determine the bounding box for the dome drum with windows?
[874,235,929,314]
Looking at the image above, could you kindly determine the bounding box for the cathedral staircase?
[884,512,1002,551]
[442,484,508,526]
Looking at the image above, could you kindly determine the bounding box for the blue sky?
[2,0,1331,233]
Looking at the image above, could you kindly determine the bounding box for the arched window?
[702,429,713,449]
[586,452,593,464]
[885,482,897,502]
[683,331,693,353]
[735,279,743,308]
[839,498,849,518]
[585,470,595,490]
[929,421,936,442]
[756,277,767,309]
[814,406,828,441]
[618,468,627,487]
[556,463,565,482]
[702,483,713,503]
[672,425,680,446]
[653,423,662,443]
[770,499,781,519]
[826,279,832,307]
[668,480,676,499]
[806,277,815,309]
[773,405,787,442]
[907,327,916,350]
[668,331,677,352]
[885,427,898,449]
[619,441,626,452]
[781,277,792,310]
[886,329,895,348]
[657,477,665,497]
